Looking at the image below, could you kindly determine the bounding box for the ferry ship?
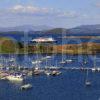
[31,37,55,43]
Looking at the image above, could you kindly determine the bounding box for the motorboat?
[20,84,32,90]
[9,58,15,62]
[32,60,42,64]
[6,74,23,82]
[33,67,42,75]
[91,68,96,72]
[66,59,73,63]
[60,59,73,64]
[85,81,91,86]
[60,60,66,64]
[41,56,51,60]
[44,70,51,76]
[51,70,61,76]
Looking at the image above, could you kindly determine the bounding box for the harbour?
[0,34,99,100]
[1,66,100,100]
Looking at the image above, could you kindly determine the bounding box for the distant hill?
[0,25,53,32]
[44,24,100,34]
[0,24,100,34]
[68,24,100,34]
[45,28,67,34]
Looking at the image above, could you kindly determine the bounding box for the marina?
[0,54,99,78]
[0,39,99,100]
[1,65,100,100]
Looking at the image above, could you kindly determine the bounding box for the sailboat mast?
[86,68,88,81]
[56,60,57,68]
[36,42,39,68]
[94,51,96,68]
[61,29,65,62]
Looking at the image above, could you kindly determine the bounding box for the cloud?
[12,5,24,10]
[10,5,55,14]
[57,11,78,18]
[8,5,78,18]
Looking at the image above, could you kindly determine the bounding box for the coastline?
[0,37,100,55]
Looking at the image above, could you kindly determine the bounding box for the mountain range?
[0,25,53,32]
[0,24,100,34]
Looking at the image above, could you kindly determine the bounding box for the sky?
[0,0,100,28]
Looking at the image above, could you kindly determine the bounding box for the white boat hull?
[6,76,23,81]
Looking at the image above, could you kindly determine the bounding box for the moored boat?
[51,70,61,76]
[85,81,91,86]
[20,84,32,90]
[6,74,23,81]
[44,70,51,76]
[66,59,73,63]
[32,60,42,64]
[33,67,42,75]
[85,69,91,87]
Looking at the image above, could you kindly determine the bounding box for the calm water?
[0,54,100,100]
[0,32,100,44]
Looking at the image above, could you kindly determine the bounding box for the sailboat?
[60,32,66,64]
[59,44,73,64]
[60,47,66,64]
[50,61,61,76]
[32,43,42,75]
[83,55,88,65]
[65,59,73,63]
[92,53,97,72]
[44,54,52,76]
[32,55,43,75]
[85,69,91,86]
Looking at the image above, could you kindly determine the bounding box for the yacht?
[6,74,23,81]
[33,67,42,75]
[60,60,66,64]
[51,70,61,76]
[92,53,97,73]
[20,84,32,90]
[41,56,51,60]
[9,58,15,62]
[60,50,66,64]
[60,59,73,64]
[85,69,91,86]
[44,70,51,76]
[32,60,42,64]
[45,56,51,59]
[66,59,73,63]
[46,61,61,76]
[85,80,91,86]
[91,68,96,72]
